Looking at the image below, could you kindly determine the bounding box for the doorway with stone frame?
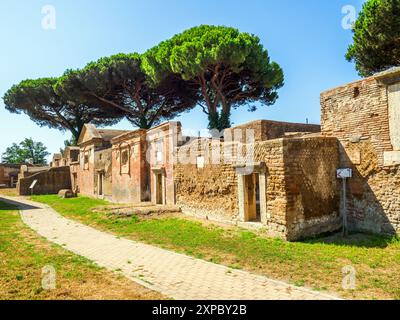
[97,171,104,198]
[235,162,268,223]
[152,168,165,205]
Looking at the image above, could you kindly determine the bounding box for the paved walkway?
[1,196,340,300]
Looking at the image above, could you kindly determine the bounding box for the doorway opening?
[244,173,261,222]
[98,172,104,197]
[155,173,164,205]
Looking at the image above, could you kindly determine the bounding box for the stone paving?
[1,196,341,300]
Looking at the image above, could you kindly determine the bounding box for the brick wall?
[94,148,113,200]
[283,137,341,239]
[225,120,321,142]
[17,166,71,195]
[174,136,340,240]
[111,131,149,203]
[147,122,181,205]
[0,165,20,187]
[76,145,95,197]
[0,166,5,185]
[321,76,400,234]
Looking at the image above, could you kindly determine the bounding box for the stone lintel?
[234,162,267,175]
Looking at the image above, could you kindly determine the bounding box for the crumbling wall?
[321,76,400,234]
[0,166,5,186]
[94,148,113,200]
[147,123,181,205]
[226,120,321,142]
[17,166,71,195]
[175,136,340,240]
[283,137,341,240]
[174,140,243,222]
[112,133,148,204]
[76,145,95,197]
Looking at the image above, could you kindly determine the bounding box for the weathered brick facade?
[225,120,321,141]
[36,68,400,240]
[111,130,148,203]
[0,164,20,188]
[110,122,182,205]
[74,124,128,200]
[147,122,182,205]
[321,68,400,234]
[174,132,340,240]
[17,166,71,195]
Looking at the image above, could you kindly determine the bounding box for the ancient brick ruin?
[22,68,400,240]
[321,67,400,235]
[0,164,20,188]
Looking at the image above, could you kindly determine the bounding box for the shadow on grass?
[0,197,40,211]
[302,231,398,249]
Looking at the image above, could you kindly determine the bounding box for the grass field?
[0,188,18,197]
[0,200,164,300]
[30,195,400,300]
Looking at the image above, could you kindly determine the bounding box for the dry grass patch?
[0,201,165,300]
[0,188,18,197]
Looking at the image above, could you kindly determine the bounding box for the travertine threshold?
[1,196,341,300]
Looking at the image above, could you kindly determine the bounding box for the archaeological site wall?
[174,135,340,240]
[17,166,71,195]
[111,130,149,203]
[321,69,400,234]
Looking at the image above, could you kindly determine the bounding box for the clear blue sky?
[0,0,365,160]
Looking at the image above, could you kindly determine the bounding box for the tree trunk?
[207,108,231,132]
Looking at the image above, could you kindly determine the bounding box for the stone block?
[58,189,76,198]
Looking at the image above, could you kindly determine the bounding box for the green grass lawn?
[0,200,164,300]
[31,195,400,300]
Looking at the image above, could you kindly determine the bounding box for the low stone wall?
[17,166,71,195]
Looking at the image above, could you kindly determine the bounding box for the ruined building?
[0,164,20,188]
[321,67,400,234]
[22,68,400,240]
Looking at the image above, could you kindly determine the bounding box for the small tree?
[3,78,124,143]
[346,0,400,76]
[2,138,50,165]
[143,25,284,131]
[55,53,198,129]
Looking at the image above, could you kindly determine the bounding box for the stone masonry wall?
[174,140,246,222]
[17,166,71,195]
[321,76,400,234]
[283,137,341,240]
[0,166,4,185]
[76,145,95,197]
[111,132,149,204]
[147,123,181,205]
[225,120,321,142]
[175,136,340,240]
[94,148,113,200]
